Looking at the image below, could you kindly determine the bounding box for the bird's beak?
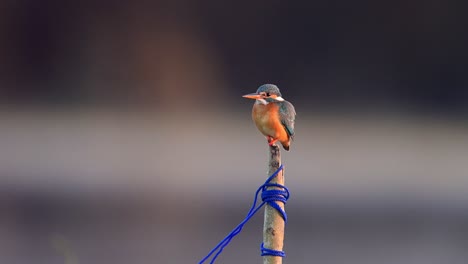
[242,93,262,100]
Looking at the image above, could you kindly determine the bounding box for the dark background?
[1,1,467,263]
[2,0,467,113]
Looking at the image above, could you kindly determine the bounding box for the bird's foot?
[267,136,278,146]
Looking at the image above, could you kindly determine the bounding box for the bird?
[243,84,296,151]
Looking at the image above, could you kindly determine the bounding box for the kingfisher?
[243,84,296,151]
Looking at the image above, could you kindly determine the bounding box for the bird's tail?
[282,142,290,151]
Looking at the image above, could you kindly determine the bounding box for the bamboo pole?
[263,144,285,264]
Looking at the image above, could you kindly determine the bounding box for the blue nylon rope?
[260,242,286,257]
[199,164,289,264]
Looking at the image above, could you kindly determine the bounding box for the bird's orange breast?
[252,103,289,142]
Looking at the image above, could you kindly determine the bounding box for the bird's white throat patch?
[275,96,285,101]
[256,98,269,105]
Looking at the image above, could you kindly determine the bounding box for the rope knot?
[260,242,286,257]
[260,183,289,222]
[199,164,288,264]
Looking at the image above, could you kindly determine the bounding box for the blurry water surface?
[1,110,467,264]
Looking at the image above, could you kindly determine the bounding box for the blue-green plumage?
[279,100,296,139]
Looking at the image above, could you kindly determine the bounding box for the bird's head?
[242,84,284,104]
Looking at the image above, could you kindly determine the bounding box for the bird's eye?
[266,93,270,96]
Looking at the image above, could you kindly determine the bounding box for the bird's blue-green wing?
[279,101,296,138]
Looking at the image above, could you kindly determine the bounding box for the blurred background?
[1,0,468,263]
